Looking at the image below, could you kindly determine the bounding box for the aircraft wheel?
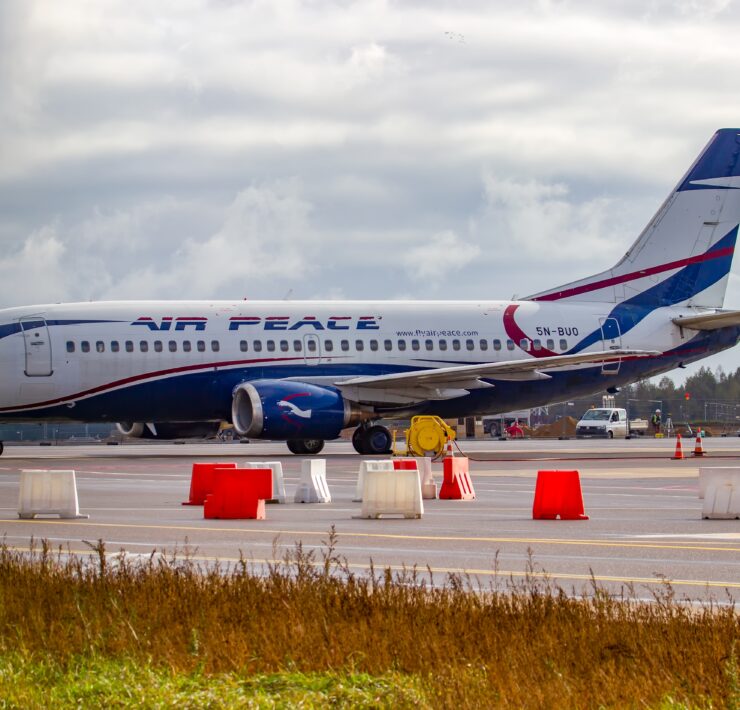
[352,427,367,455]
[287,439,324,455]
[361,425,392,455]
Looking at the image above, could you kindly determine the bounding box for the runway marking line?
[1,544,737,591]
[1,518,738,553]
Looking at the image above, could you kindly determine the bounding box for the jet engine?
[231,379,366,440]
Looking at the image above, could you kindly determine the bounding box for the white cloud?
[400,230,480,282]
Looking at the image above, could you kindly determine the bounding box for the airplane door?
[19,316,53,377]
[599,317,621,374]
[303,334,321,366]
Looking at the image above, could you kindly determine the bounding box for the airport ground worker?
[651,409,662,435]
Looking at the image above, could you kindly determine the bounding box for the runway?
[0,437,738,603]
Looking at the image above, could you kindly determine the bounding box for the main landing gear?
[352,424,393,455]
[286,439,325,455]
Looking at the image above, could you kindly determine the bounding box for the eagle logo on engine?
[277,399,312,419]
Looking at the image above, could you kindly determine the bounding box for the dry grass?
[0,531,737,708]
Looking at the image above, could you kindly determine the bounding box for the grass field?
[0,531,737,708]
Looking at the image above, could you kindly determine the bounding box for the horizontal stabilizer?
[672,310,740,331]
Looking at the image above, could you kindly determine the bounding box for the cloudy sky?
[1,0,739,382]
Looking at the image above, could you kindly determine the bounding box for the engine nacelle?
[116,422,221,439]
[232,380,365,440]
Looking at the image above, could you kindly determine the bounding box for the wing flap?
[335,349,658,394]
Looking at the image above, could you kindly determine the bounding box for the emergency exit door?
[19,317,53,376]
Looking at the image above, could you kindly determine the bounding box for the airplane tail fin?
[526,129,740,309]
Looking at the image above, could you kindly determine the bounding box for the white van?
[575,408,629,439]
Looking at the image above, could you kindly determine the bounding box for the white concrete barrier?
[701,468,740,519]
[359,468,423,519]
[418,457,437,500]
[294,459,331,503]
[354,459,394,501]
[18,469,88,519]
[242,461,286,503]
[699,467,740,499]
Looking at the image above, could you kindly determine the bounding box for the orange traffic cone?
[445,437,454,458]
[672,434,684,460]
[692,432,705,457]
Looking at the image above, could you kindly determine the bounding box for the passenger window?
[294,340,302,352]
[559,339,568,351]
[520,338,530,351]
[140,341,148,353]
[266,340,275,352]
[506,339,515,351]
[398,339,406,351]
[452,339,461,351]
[370,339,378,351]
[479,339,488,351]
[307,339,317,352]
[239,340,247,352]
[125,341,134,353]
[494,339,502,351]
[356,340,364,352]
[425,339,433,351]
[341,340,349,352]
[439,339,447,351]
[81,341,90,353]
[253,340,262,352]
[546,339,555,351]
[154,341,163,353]
[111,341,120,353]
[96,341,105,353]
[66,341,75,353]
[324,340,333,352]
[197,340,206,352]
[280,340,289,352]
[466,339,475,351]
[533,339,542,351]
[169,341,177,352]
[384,339,393,351]
[212,340,220,352]
[411,339,420,351]
[183,341,192,352]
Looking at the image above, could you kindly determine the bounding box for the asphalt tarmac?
[0,437,738,603]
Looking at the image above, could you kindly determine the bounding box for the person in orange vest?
[506,420,524,438]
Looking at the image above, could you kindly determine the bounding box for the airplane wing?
[672,310,740,331]
[334,349,658,403]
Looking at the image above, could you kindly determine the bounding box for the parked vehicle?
[575,408,630,439]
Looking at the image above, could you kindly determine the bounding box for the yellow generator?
[404,416,456,457]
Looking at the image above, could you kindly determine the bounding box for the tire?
[352,427,367,455]
[287,439,307,455]
[0,441,3,456]
[287,438,324,455]
[607,430,614,439]
[361,425,392,455]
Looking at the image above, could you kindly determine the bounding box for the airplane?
[1,129,739,456]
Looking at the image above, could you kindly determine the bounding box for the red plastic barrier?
[439,457,475,500]
[182,462,237,505]
[393,459,418,471]
[204,467,273,520]
[532,470,588,520]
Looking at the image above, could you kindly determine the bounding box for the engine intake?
[232,380,366,440]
